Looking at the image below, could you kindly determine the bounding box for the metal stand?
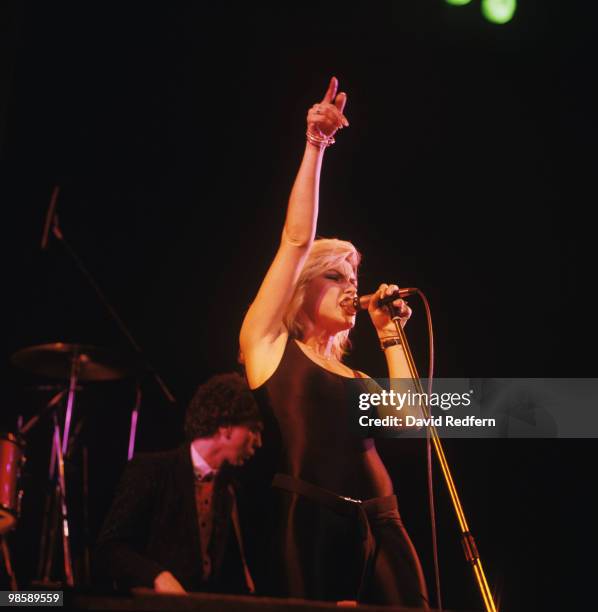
[32,362,81,588]
[127,382,142,461]
[14,341,149,588]
[37,406,75,588]
[387,303,498,612]
[51,412,74,587]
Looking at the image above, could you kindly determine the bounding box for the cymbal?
[10,343,145,382]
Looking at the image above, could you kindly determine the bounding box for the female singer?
[240,77,429,607]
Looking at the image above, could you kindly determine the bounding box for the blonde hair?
[284,238,361,361]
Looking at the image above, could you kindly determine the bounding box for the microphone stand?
[386,303,498,612]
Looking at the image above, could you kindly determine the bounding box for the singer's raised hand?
[368,283,412,335]
[241,77,350,388]
[306,76,349,139]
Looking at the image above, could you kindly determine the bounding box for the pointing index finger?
[321,76,338,104]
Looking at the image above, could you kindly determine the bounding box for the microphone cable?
[414,288,443,612]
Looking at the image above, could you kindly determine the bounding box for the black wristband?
[380,337,402,351]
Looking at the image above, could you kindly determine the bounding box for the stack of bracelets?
[306,129,336,148]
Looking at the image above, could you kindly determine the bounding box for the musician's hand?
[154,570,186,595]
[368,283,412,336]
[306,76,349,138]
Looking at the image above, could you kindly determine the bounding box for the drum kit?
[1,342,145,589]
[2,186,175,589]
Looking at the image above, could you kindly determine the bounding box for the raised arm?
[240,77,348,384]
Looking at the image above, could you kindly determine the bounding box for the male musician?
[95,372,262,594]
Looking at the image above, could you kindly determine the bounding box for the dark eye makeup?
[325,270,357,287]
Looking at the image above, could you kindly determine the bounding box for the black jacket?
[94,445,249,594]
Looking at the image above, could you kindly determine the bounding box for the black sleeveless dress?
[248,338,430,606]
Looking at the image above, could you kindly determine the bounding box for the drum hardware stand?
[50,410,74,587]
[127,381,142,460]
[13,344,148,589]
[386,302,498,612]
[29,385,77,587]
[18,389,65,585]
[20,379,79,587]
[61,347,80,459]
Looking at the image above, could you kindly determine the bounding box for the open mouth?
[339,297,357,314]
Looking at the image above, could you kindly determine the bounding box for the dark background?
[1,1,596,610]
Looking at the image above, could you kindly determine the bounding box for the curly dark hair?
[184,372,261,440]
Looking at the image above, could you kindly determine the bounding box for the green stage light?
[481,0,517,24]
[445,0,473,5]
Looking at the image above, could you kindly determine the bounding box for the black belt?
[272,473,397,600]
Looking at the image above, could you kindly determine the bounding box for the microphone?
[353,288,417,311]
